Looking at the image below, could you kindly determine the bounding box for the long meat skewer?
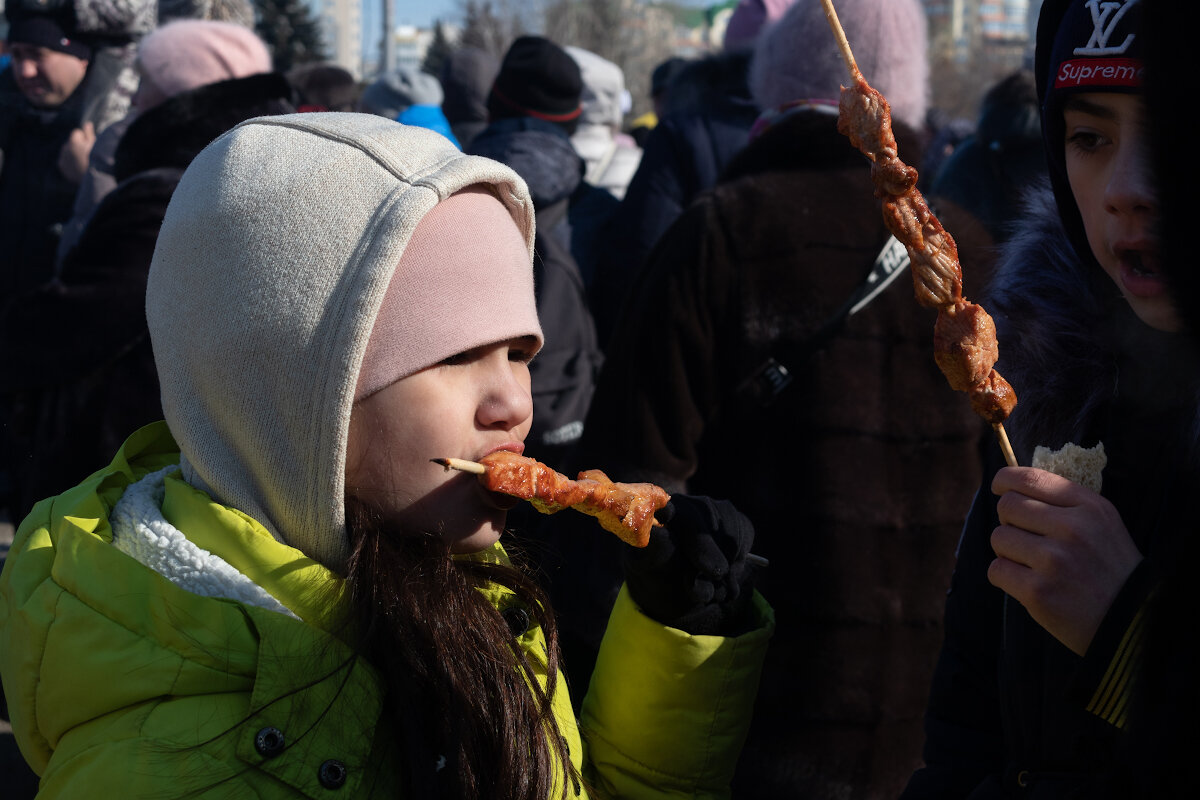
[434,454,770,566]
[434,452,670,548]
[818,0,1019,468]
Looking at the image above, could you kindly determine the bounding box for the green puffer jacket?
[0,423,773,798]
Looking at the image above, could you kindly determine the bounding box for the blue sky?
[395,0,461,28]
[388,0,720,31]
[360,0,719,62]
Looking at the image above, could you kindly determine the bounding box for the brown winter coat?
[569,109,996,799]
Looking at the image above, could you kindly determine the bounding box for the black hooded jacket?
[0,66,90,296]
[0,72,296,517]
[902,185,1200,799]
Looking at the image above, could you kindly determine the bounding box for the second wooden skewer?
[819,0,1020,469]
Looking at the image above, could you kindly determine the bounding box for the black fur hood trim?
[114,72,297,182]
[986,181,1200,463]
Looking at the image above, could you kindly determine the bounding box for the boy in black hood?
[904,2,1200,796]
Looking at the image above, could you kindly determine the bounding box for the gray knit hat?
[749,0,929,129]
[359,66,444,120]
[146,113,539,572]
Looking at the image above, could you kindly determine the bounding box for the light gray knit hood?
[146,113,538,573]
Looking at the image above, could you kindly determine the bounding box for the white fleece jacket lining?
[110,467,298,619]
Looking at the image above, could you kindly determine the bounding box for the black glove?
[622,494,758,636]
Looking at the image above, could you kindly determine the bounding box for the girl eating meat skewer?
[0,114,772,799]
[903,1,1200,797]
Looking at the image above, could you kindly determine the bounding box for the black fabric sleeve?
[1067,557,1159,729]
[575,193,734,493]
[901,446,1008,799]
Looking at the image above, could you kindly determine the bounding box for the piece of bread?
[1031,441,1106,492]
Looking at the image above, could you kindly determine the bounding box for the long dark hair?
[344,502,580,799]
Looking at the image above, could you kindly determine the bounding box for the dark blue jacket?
[590,50,758,346]
[468,117,605,470]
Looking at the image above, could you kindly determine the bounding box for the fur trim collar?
[114,72,295,182]
[986,182,1200,463]
[111,467,298,619]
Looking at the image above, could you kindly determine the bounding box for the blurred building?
[394,24,442,70]
[925,0,1040,65]
[318,0,363,78]
[923,0,1041,116]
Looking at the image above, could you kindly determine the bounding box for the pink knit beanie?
[749,0,929,130]
[137,19,271,101]
[723,0,796,51]
[355,186,543,400]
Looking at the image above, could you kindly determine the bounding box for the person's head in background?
[977,70,1042,158]
[5,11,92,108]
[287,62,358,111]
[486,35,583,136]
[748,0,928,131]
[722,0,796,51]
[359,64,442,119]
[1037,0,1174,331]
[157,0,256,27]
[648,56,688,119]
[565,46,629,136]
[440,45,500,148]
[132,19,271,112]
[359,65,460,146]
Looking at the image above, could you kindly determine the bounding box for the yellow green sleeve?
[579,584,773,799]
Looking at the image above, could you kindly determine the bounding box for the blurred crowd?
[1,0,1194,798]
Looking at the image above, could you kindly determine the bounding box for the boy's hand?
[988,466,1141,656]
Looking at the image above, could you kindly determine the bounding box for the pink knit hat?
[723,0,796,50]
[137,19,271,101]
[355,187,543,400]
[749,0,929,130]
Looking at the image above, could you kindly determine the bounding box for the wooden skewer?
[819,0,1021,469]
[432,457,771,567]
[818,0,861,80]
[432,456,486,474]
[993,423,1019,468]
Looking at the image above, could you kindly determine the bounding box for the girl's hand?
[622,495,756,636]
[987,466,1142,656]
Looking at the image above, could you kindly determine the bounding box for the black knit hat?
[487,35,583,132]
[1035,0,1144,272]
[6,14,92,61]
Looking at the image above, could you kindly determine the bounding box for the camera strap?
[736,234,910,406]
